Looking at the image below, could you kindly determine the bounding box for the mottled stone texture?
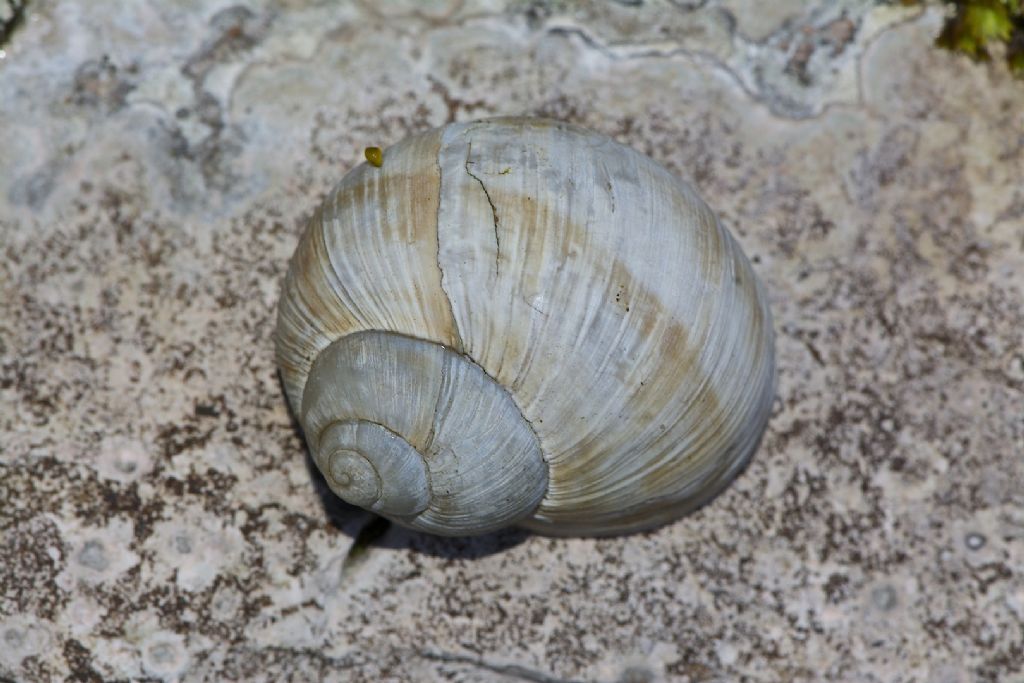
[1,0,1022,681]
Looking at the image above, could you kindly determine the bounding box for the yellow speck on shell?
[364,146,383,167]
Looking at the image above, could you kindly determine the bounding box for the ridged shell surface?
[275,117,775,536]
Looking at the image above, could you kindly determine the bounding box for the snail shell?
[276,117,774,537]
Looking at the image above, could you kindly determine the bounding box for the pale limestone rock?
[2,1,1023,681]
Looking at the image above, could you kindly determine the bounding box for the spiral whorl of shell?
[275,117,775,536]
[301,331,547,535]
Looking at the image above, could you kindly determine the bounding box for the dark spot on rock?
[195,402,220,418]
[870,584,898,611]
[822,16,857,56]
[195,91,222,127]
[618,665,656,683]
[8,164,57,209]
[70,55,134,112]
[0,515,66,619]
[183,5,265,82]
[4,627,24,649]
[77,540,109,571]
[824,572,850,603]
[786,41,816,85]
[115,459,137,474]
[157,423,215,459]
[174,534,193,554]
[62,638,103,683]
[149,641,176,663]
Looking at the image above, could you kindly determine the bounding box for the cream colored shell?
[275,117,775,537]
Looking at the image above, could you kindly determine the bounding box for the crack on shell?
[434,140,465,353]
[463,141,502,276]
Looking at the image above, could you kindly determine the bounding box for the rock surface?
[2,1,1023,681]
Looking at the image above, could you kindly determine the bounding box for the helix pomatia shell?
[275,117,775,537]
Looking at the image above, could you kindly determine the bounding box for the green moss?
[0,0,28,48]
[905,0,1024,75]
